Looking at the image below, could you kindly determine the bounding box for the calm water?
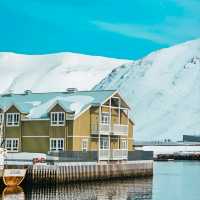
[1,161,200,200]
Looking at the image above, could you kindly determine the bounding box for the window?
[121,140,128,149]
[5,138,19,152]
[100,137,109,149]
[81,139,88,152]
[0,113,3,123]
[101,112,110,124]
[50,138,64,151]
[51,112,65,126]
[6,113,20,127]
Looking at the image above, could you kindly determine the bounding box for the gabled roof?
[0,90,116,119]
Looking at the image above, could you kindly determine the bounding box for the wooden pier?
[25,161,153,185]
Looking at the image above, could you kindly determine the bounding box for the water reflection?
[25,178,152,200]
[2,186,25,200]
[1,178,152,200]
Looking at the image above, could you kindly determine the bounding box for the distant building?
[183,135,200,142]
[0,90,134,161]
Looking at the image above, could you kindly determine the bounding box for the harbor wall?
[25,160,153,185]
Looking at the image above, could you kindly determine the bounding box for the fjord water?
[1,161,200,200]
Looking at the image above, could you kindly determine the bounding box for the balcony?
[99,149,110,160]
[99,149,128,160]
[91,123,128,135]
[91,123,110,135]
[112,124,129,136]
[111,149,128,160]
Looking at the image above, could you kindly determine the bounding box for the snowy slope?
[0,52,130,94]
[94,39,200,141]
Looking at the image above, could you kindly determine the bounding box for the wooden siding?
[22,137,49,153]
[73,109,90,151]
[22,121,49,137]
[5,105,22,151]
[3,93,134,153]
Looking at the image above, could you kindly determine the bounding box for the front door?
[99,136,110,160]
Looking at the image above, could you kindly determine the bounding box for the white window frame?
[50,138,64,152]
[6,113,20,127]
[121,139,128,150]
[5,138,19,152]
[81,139,88,152]
[101,112,110,124]
[50,112,65,126]
[100,137,109,149]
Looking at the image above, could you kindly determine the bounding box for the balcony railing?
[112,124,129,135]
[99,149,110,160]
[91,123,110,135]
[91,123,128,135]
[66,114,75,120]
[99,149,128,160]
[111,149,128,160]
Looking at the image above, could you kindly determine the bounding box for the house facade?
[0,90,134,161]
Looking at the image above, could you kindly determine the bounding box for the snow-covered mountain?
[0,52,130,94]
[1,39,200,141]
[94,39,200,141]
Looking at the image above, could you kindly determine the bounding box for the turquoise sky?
[0,0,199,59]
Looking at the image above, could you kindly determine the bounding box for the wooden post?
[98,106,101,161]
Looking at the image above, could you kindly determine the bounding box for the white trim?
[111,92,131,109]
[74,91,117,120]
[101,105,129,110]
[50,112,65,126]
[22,135,49,138]
[81,139,88,152]
[21,118,49,121]
[4,103,22,113]
[47,100,71,113]
[74,105,91,120]
[101,112,110,124]
[67,135,90,138]
[100,90,118,107]
[50,138,64,152]
[6,113,20,127]
[121,139,128,150]
[5,138,19,152]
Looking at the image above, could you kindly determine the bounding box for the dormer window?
[51,112,65,126]
[6,113,20,127]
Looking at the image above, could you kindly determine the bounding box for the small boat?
[3,169,27,186]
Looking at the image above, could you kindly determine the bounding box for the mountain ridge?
[0,52,130,94]
[1,39,200,141]
[94,38,200,141]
